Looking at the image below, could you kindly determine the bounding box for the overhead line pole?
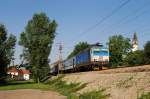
[57,42,63,74]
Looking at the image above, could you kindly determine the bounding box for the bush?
[124,50,145,66]
[47,75,108,99]
[138,92,150,99]
[79,90,109,99]
[144,41,150,64]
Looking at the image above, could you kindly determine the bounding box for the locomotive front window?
[93,50,108,56]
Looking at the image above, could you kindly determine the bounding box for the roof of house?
[7,66,18,73]
[18,69,31,75]
[7,66,31,75]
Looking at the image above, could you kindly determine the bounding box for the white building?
[18,69,30,80]
[132,33,138,52]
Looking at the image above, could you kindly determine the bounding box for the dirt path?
[0,89,66,99]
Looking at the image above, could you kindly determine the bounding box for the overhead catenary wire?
[52,1,150,62]
[76,0,150,41]
[118,7,150,37]
[55,1,150,57]
[67,0,131,44]
[56,0,132,59]
[99,1,150,37]
[112,5,150,37]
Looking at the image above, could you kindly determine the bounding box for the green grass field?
[0,81,50,90]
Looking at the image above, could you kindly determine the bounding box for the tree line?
[0,24,16,83]
[68,34,150,68]
[0,12,150,84]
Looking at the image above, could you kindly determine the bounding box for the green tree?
[144,41,150,64]
[67,42,89,59]
[19,13,57,83]
[0,24,16,83]
[109,35,131,67]
[124,50,145,66]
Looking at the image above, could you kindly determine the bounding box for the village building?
[7,66,18,78]
[7,66,30,80]
[18,68,30,80]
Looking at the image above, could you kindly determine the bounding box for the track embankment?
[99,65,150,74]
[62,65,150,99]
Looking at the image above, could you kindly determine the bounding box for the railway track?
[98,65,150,74]
[65,65,150,75]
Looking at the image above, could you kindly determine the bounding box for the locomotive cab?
[90,45,109,69]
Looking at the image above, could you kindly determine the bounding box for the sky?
[0,0,150,65]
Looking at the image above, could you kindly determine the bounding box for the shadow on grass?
[0,81,34,86]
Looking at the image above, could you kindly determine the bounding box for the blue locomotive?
[50,43,109,74]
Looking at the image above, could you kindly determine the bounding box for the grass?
[46,75,85,98]
[46,74,109,99]
[116,74,136,88]
[138,92,150,99]
[0,80,50,90]
[79,90,110,99]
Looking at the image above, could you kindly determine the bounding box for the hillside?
[61,65,150,99]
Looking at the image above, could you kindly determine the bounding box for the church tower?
[132,33,138,52]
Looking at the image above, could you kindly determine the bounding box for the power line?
[100,1,150,36]
[123,8,150,26]
[112,6,150,36]
[58,0,132,59]
[83,1,130,34]
[120,7,150,37]
[68,0,131,45]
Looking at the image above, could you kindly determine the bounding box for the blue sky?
[0,0,150,64]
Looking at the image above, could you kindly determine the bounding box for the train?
[50,43,109,75]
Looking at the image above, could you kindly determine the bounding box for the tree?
[144,41,150,64]
[124,50,145,66]
[0,24,16,83]
[108,35,131,67]
[19,13,57,83]
[67,42,89,59]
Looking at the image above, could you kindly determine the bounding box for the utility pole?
[57,42,63,74]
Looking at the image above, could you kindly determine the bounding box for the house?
[18,69,30,80]
[7,66,18,78]
[7,66,31,80]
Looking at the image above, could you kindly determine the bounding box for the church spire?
[133,32,138,45]
[132,32,138,51]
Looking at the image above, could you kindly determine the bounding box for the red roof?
[8,66,31,75]
[7,66,18,73]
[18,69,30,75]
